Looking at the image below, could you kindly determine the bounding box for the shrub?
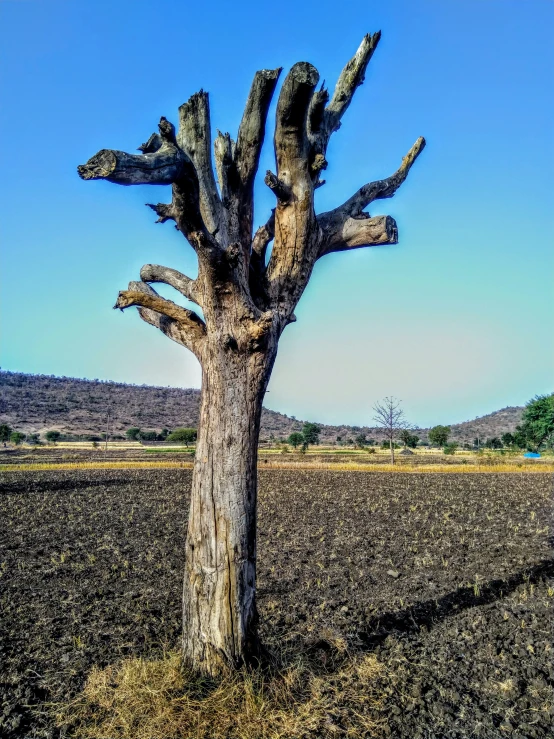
[167,428,197,446]
[443,443,458,455]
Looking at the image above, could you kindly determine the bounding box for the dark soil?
[1,470,552,738]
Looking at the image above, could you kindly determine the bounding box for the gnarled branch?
[317,137,425,256]
[335,137,426,216]
[326,32,381,135]
[140,264,199,305]
[114,281,206,355]
[78,118,184,185]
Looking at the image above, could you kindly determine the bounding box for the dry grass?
[54,643,385,739]
[2,460,552,473]
[0,461,194,471]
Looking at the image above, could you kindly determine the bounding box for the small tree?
[373,396,407,464]
[485,436,502,450]
[354,433,367,448]
[515,393,554,451]
[302,422,321,448]
[501,432,515,448]
[0,424,12,444]
[45,430,61,443]
[399,429,419,448]
[10,431,26,446]
[287,432,304,449]
[167,428,198,446]
[126,427,141,440]
[428,425,451,448]
[140,430,158,441]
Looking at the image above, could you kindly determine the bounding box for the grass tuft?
[54,645,385,739]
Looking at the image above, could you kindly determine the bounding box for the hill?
[0,370,524,443]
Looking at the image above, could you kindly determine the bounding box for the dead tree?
[372,396,408,464]
[78,32,425,676]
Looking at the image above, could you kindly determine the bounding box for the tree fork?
[77,32,425,676]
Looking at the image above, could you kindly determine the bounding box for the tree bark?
[182,336,277,673]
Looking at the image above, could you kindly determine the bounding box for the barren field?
[1,470,552,738]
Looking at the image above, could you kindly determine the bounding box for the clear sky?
[0,0,552,428]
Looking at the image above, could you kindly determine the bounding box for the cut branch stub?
[178,91,222,238]
[78,117,184,185]
[214,130,234,202]
[234,68,281,189]
[264,170,291,203]
[138,132,162,153]
[146,202,175,224]
[320,214,398,255]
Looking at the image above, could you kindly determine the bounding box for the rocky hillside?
[0,370,525,443]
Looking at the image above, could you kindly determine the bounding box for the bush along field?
[0,468,552,738]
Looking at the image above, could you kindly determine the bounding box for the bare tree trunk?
[390,437,395,465]
[182,338,276,674]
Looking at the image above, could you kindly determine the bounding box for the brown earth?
[1,469,552,738]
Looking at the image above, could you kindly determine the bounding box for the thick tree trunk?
[182,341,275,675]
[390,438,395,465]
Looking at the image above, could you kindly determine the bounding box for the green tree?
[515,394,554,451]
[140,430,158,441]
[167,428,197,446]
[399,429,420,448]
[45,430,61,443]
[0,424,12,443]
[10,431,26,445]
[501,432,515,448]
[485,437,502,449]
[287,432,304,449]
[443,442,458,455]
[302,422,321,447]
[126,427,141,440]
[428,425,451,448]
[354,433,367,448]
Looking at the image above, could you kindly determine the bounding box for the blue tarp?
[523,452,541,458]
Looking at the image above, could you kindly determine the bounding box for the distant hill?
[0,370,525,443]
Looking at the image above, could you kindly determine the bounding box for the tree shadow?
[357,558,554,649]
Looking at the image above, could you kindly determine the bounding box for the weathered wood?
[77,32,425,676]
[320,214,398,255]
[139,264,199,305]
[178,92,223,240]
[115,282,206,356]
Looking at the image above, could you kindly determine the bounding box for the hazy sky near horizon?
[1,0,552,428]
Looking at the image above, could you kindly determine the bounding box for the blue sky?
[1,0,552,427]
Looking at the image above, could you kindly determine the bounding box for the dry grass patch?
[54,645,386,739]
[3,461,553,473]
